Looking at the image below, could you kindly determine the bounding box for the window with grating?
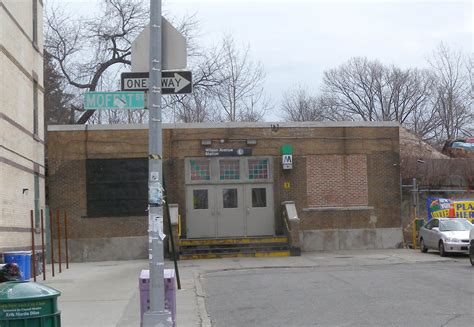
[219,160,240,180]
[190,159,211,181]
[248,159,269,180]
[86,158,148,217]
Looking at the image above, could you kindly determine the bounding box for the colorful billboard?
[427,198,474,220]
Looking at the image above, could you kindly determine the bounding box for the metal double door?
[186,184,274,238]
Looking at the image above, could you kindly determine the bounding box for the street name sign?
[131,18,187,72]
[83,91,145,110]
[121,71,192,94]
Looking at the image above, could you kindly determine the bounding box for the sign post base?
[142,310,173,327]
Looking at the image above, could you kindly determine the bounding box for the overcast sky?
[56,0,472,120]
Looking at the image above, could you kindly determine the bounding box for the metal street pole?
[143,0,172,325]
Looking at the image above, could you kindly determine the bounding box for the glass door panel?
[216,185,245,237]
[186,186,216,238]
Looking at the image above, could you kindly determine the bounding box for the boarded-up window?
[86,158,147,217]
[307,155,368,207]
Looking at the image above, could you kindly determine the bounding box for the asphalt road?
[203,258,474,327]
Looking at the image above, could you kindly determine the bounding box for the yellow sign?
[428,198,474,219]
[283,182,291,189]
[431,209,451,218]
[454,201,474,218]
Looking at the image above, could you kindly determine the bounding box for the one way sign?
[121,71,192,94]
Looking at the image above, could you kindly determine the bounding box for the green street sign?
[84,91,145,110]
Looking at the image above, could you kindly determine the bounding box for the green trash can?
[0,281,61,327]
[415,219,425,231]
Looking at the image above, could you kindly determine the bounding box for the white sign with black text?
[282,154,293,169]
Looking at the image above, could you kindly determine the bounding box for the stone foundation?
[300,228,403,252]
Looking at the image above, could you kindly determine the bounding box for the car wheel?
[439,241,447,257]
[420,239,428,253]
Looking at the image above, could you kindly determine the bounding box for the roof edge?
[48,121,400,132]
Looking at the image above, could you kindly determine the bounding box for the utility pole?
[142,0,172,325]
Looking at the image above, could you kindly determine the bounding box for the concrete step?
[179,250,291,260]
[179,236,288,247]
[178,236,291,260]
[180,244,290,254]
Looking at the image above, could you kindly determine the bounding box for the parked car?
[470,226,474,266]
[419,218,472,256]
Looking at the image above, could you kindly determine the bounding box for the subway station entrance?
[185,156,274,238]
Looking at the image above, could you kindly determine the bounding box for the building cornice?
[48,121,401,132]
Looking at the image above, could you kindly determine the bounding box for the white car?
[418,218,472,256]
[470,226,474,266]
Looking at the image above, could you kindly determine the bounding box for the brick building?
[47,122,403,261]
[1,0,45,252]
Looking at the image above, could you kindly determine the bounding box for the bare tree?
[211,35,269,122]
[428,43,472,140]
[46,2,268,124]
[321,57,435,124]
[280,87,324,121]
[162,41,226,123]
[45,0,148,124]
[165,35,269,123]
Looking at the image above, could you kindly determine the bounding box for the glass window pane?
[220,160,240,180]
[223,189,238,208]
[248,159,268,180]
[190,159,210,181]
[252,188,267,207]
[193,189,208,209]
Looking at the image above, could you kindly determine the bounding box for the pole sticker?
[149,154,161,160]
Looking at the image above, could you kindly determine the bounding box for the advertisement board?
[427,197,474,220]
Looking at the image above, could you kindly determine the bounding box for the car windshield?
[439,219,473,231]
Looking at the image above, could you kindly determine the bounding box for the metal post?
[412,178,418,249]
[49,209,55,277]
[412,178,418,218]
[143,0,172,325]
[64,211,69,269]
[30,210,36,281]
[57,209,62,273]
[41,209,46,281]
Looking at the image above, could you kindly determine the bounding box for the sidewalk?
[40,249,460,326]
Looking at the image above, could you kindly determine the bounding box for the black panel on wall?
[86,158,148,217]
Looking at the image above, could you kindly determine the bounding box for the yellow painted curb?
[180,251,291,260]
[179,236,288,247]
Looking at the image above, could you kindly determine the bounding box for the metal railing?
[29,208,70,281]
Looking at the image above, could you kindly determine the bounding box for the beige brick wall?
[0,0,44,252]
[1,1,44,77]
